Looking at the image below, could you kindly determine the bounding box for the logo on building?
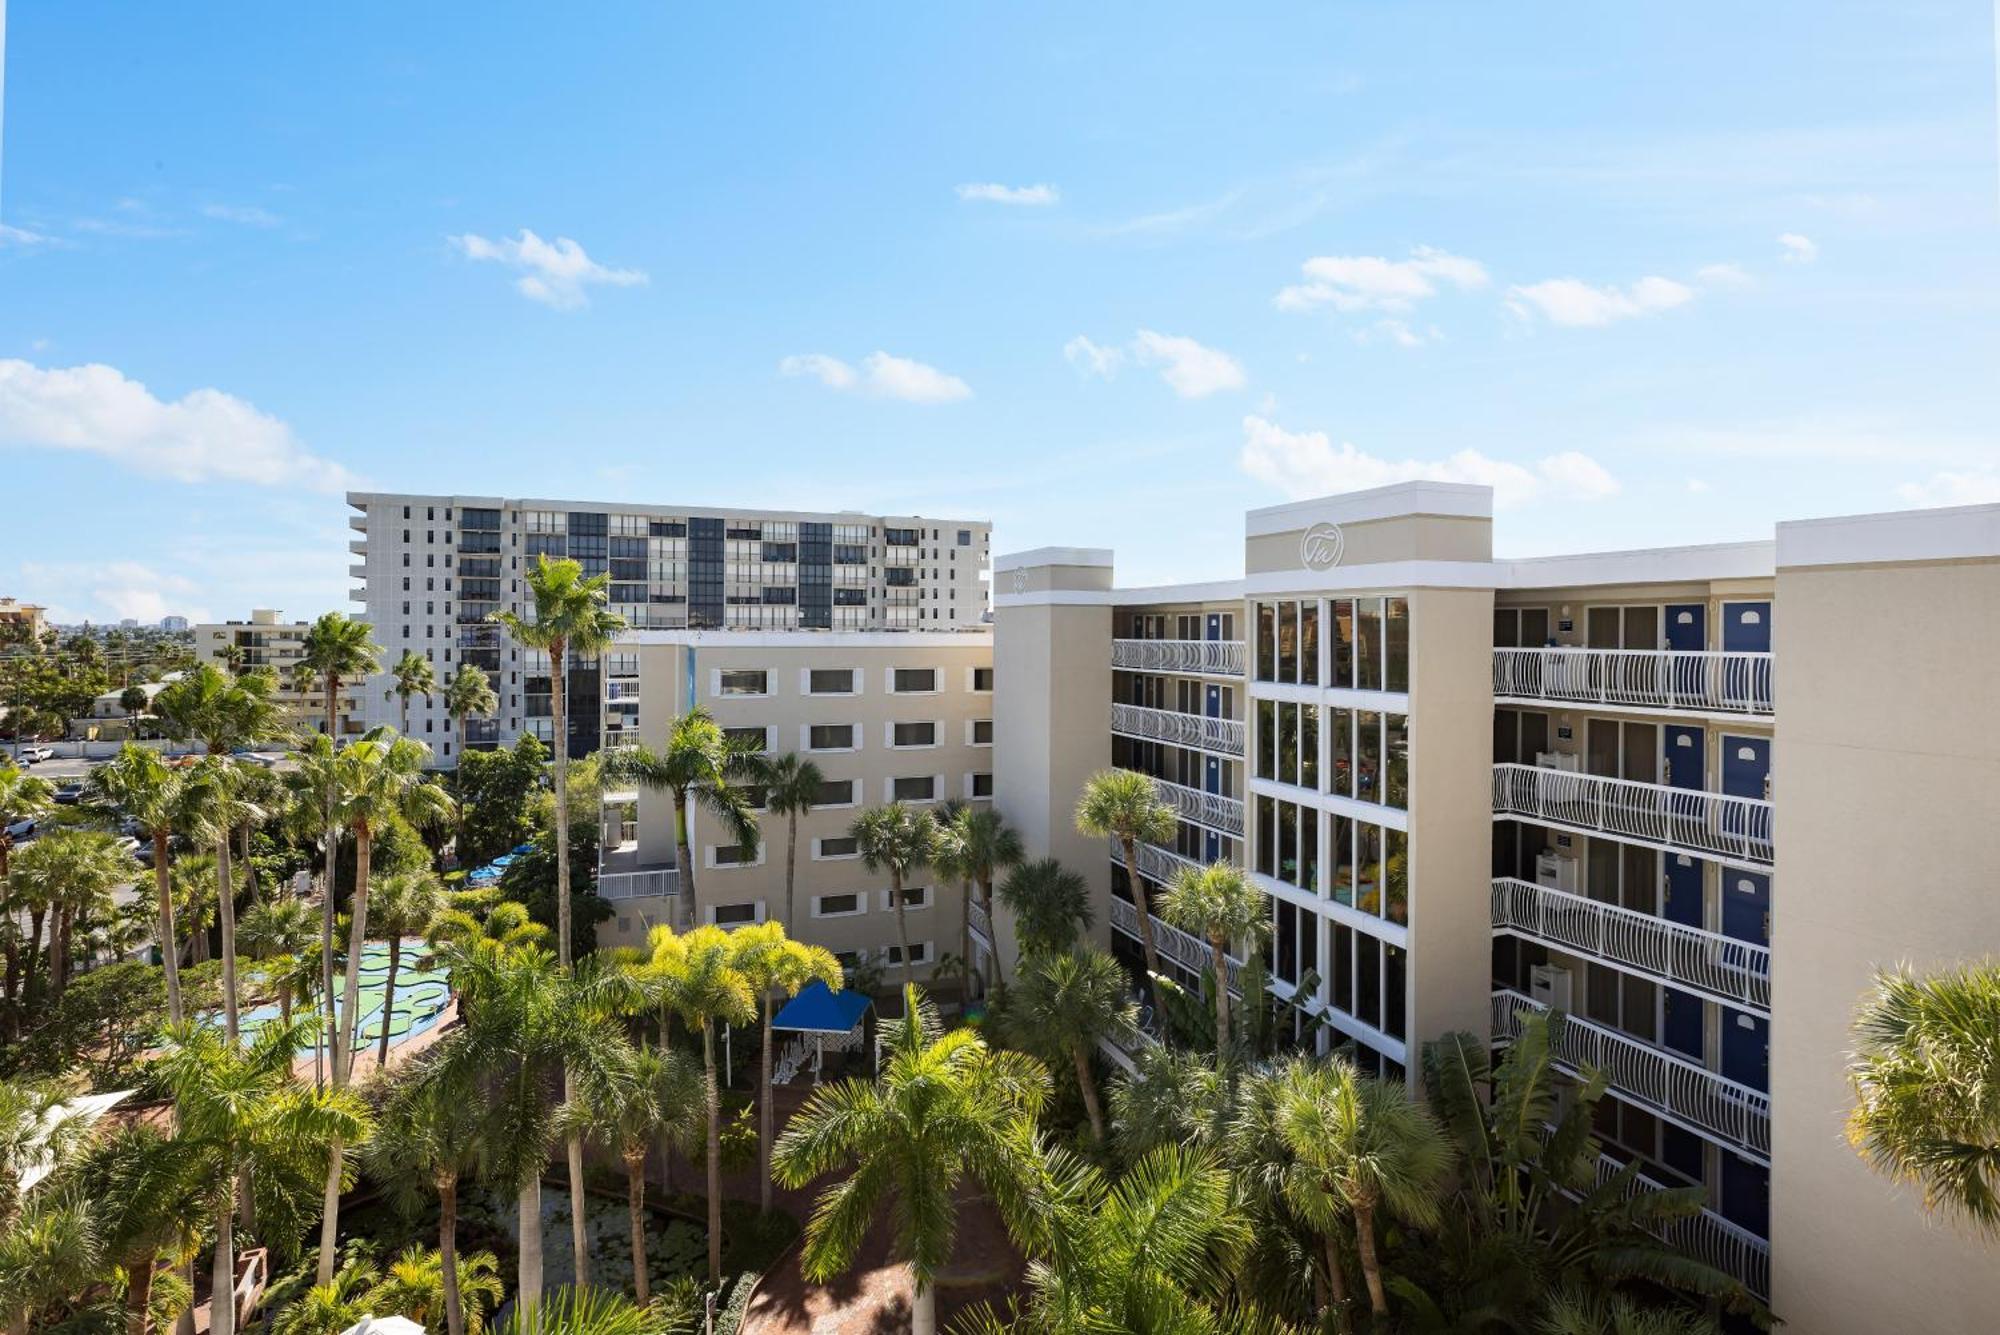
[1011,567,1028,595]
[1300,522,1345,571]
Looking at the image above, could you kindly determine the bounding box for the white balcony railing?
[1137,773,1246,837]
[1492,763,1773,866]
[1589,1152,1771,1299]
[966,898,993,948]
[1491,878,1770,1012]
[598,868,681,901]
[1492,989,1770,1159]
[1108,894,1243,995]
[1494,647,1774,716]
[1111,638,1246,677]
[1110,703,1245,757]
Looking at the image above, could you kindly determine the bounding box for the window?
[881,885,931,911]
[711,902,760,926]
[882,942,932,966]
[957,529,972,545]
[970,720,994,746]
[712,843,763,868]
[968,772,993,798]
[892,775,937,802]
[1385,714,1410,809]
[724,726,769,753]
[1356,598,1383,691]
[813,892,863,917]
[815,835,860,859]
[892,721,938,748]
[808,724,856,751]
[815,779,855,807]
[808,668,857,695]
[970,666,994,692]
[892,667,938,693]
[718,669,768,696]
[1256,602,1276,680]
[1385,598,1410,692]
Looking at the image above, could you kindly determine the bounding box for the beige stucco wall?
[1770,556,2000,1332]
[1246,514,1490,574]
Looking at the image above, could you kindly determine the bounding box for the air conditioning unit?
[1534,851,1579,892]
[1530,964,1574,1012]
[1535,750,1581,773]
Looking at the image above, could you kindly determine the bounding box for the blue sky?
[1,2,1996,624]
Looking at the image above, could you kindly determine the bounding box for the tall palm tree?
[1160,860,1269,1065]
[387,650,438,737]
[239,895,318,1033]
[369,868,450,1066]
[1075,770,1177,1005]
[1270,1057,1450,1319]
[600,708,760,933]
[154,1018,369,1335]
[0,764,53,1042]
[443,665,499,849]
[996,858,1092,960]
[84,745,193,1024]
[1003,947,1134,1142]
[849,803,937,985]
[1848,961,2000,1233]
[366,1055,491,1335]
[287,733,348,1087]
[773,986,1053,1335]
[299,611,381,742]
[10,829,129,1002]
[759,752,824,929]
[180,759,266,1039]
[728,921,842,1210]
[315,728,452,1284]
[491,554,626,966]
[945,806,1021,993]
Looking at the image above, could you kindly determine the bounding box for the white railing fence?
[1491,878,1771,1012]
[1110,703,1246,757]
[1138,773,1246,837]
[966,898,993,947]
[1111,638,1247,677]
[1493,647,1774,716]
[1492,763,1774,865]
[1492,989,1770,1159]
[1589,1152,1771,1299]
[1108,887,1244,995]
[597,868,681,901]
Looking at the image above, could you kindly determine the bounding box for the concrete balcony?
[1494,647,1774,717]
[1587,1152,1770,1299]
[1134,773,1245,837]
[1110,703,1245,758]
[1492,763,1774,866]
[1493,988,1770,1160]
[349,538,368,556]
[1491,878,1770,1012]
[1108,894,1242,995]
[349,564,367,581]
[598,845,680,902]
[1112,638,1246,677]
[967,898,993,950]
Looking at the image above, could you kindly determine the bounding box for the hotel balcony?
[349,514,367,532]
[1493,988,1770,1160]
[349,538,367,556]
[598,844,680,903]
[1493,647,1774,717]
[349,564,367,581]
[1133,773,1245,838]
[967,898,993,951]
[1587,1152,1770,1299]
[1492,762,1773,866]
[1109,894,1243,995]
[1111,637,1246,677]
[1110,703,1245,758]
[1492,877,1770,1012]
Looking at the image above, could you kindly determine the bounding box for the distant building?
[192,609,362,738]
[159,615,189,632]
[0,598,48,643]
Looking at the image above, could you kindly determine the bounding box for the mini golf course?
[222,938,452,1053]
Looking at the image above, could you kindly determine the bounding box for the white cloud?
[1687,478,1712,494]
[956,182,1059,206]
[1238,415,1619,509]
[779,351,971,404]
[449,229,647,309]
[1696,263,1754,289]
[1506,275,1694,327]
[1352,319,1438,348]
[202,203,281,227]
[1275,246,1489,313]
[1067,331,1244,397]
[1778,232,1818,264]
[0,223,52,247]
[20,560,207,626]
[0,359,355,491]
[1896,471,2000,507]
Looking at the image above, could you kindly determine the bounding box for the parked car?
[4,817,36,841]
[15,745,54,764]
[53,781,86,805]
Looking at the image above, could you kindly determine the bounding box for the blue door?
[1663,853,1705,929]
[1664,726,1704,790]
[1665,604,1706,651]
[1205,683,1221,718]
[1722,870,1770,947]
[1204,754,1221,795]
[1721,1007,1770,1093]
[1720,735,1772,858]
[1719,1155,1770,1237]
[1722,602,1771,653]
[1206,613,1221,641]
[1662,987,1704,1061]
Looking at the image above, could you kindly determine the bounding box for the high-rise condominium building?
[991,482,2000,1331]
[345,492,991,763]
[193,609,363,735]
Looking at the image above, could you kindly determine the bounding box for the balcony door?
[1722,1006,1770,1093]
[1662,853,1705,929]
[1587,719,1658,782]
[1721,601,1771,653]
[1664,725,1705,790]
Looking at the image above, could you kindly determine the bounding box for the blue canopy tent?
[770,980,874,1081]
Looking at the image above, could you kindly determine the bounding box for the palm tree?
[84,745,193,1024]
[728,921,841,1210]
[944,806,1021,993]
[1160,860,1269,1065]
[239,895,318,1033]
[179,759,266,1039]
[287,732,348,1085]
[600,708,760,933]
[1003,947,1134,1142]
[369,868,450,1066]
[444,665,499,847]
[299,611,381,741]
[850,803,938,985]
[1074,769,1177,1003]
[78,1123,209,1335]
[491,1287,663,1335]
[315,728,452,1284]
[1537,1289,1719,1335]
[153,1018,369,1335]
[0,763,53,887]
[271,1256,379,1335]
[759,752,824,929]
[1270,1056,1449,1319]
[387,649,438,736]
[1,1078,90,1233]
[773,986,1053,1335]
[995,858,1092,960]
[367,1045,490,1335]
[10,829,129,1003]
[1848,961,2000,1233]
[649,923,755,1284]
[560,1042,702,1303]
[491,554,626,966]
[0,1190,102,1335]
[370,1244,505,1335]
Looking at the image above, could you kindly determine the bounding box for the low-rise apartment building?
[193,609,363,737]
[988,481,2000,1328]
[345,492,992,762]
